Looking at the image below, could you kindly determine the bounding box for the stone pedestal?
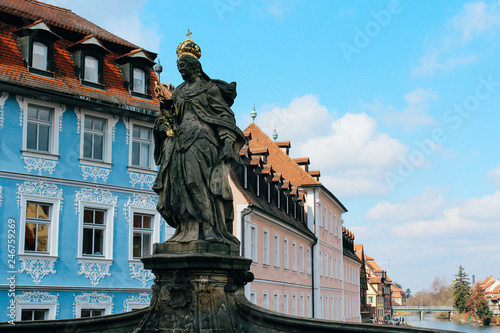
[133,243,254,332]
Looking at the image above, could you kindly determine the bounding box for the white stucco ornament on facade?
[22,156,58,175]
[0,91,8,128]
[73,291,114,317]
[77,259,112,287]
[123,292,151,312]
[16,179,64,207]
[129,262,155,288]
[19,256,57,284]
[80,165,111,182]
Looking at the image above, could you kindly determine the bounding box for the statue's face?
[177,59,195,81]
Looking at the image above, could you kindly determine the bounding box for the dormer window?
[32,42,49,71]
[116,48,156,99]
[15,20,60,78]
[84,56,99,83]
[68,35,109,89]
[133,68,146,94]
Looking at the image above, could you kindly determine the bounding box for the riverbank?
[406,313,500,332]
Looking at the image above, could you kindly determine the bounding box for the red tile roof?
[0,0,161,113]
[244,123,320,187]
[0,0,138,49]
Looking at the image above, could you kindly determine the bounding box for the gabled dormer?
[67,35,110,89]
[116,49,155,99]
[15,20,61,78]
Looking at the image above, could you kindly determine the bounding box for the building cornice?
[0,170,158,196]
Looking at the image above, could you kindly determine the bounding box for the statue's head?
[177,55,202,81]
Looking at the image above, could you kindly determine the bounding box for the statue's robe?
[153,79,244,244]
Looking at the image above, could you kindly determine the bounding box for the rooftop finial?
[186,29,192,40]
[272,128,278,142]
[155,59,163,83]
[250,105,257,122]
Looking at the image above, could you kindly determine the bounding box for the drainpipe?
[240,205,254,258]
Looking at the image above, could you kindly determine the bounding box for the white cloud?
[412,0,500,77]
[257,95,408,198]
[487,165,500,187]
[365,186,447,221]
[366,186,500,238]
[412,50,477,78]
[452,1,500,41]
[362,88,438,131]
[40,0,161,52]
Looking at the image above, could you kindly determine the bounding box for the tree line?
[404,265,493,325]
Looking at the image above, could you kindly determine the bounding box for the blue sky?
[44,0,500,293]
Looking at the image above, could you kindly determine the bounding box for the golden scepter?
[154,81,175,137]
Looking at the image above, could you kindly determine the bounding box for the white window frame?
[128,208,160,261]
[324,207,327,231]
[77,202,115,260]
[334,215,338,237]
[307,294,312,318]
[283,292,289,314]
[84,55,99,83]
[292,293,297,316]
[325,253,329,278]
[329,211,333,234]
[129,121,155,171]
[319,295,323,319]
[292,241,297,272]
[250,290,256,304]
[283,237,289,270]
[262,290,269,309]
[273,233,280,268]
[133,68,146,94]
[263,228,269,266]
[325,294,329,320]
[300,245,304,273]
[21,99,64,158]
[32,41,48,71]
[16,304,55,321]
[319,251,323,277]
[273,291,279,312]
[307,248,311,275]
[318,201,323,228]
[245,222,257,263]
[18,196,60,257]
[300,294,305,317]
[79,110,115,165]
[330,256,333,279]
[75,299,112,318]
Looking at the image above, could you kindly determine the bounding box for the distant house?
[480,276,500,315]
[0,0,174,321]
[364,256,392,321]
[391,285,406,306]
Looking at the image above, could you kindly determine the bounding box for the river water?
[405,314,500,332]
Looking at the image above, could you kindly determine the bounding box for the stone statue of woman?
[152,35,244,248]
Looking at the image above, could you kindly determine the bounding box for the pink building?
[229,123,361,322]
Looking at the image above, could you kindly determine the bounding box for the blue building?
[0,0,173,321]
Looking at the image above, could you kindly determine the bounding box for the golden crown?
[176,29,201,60]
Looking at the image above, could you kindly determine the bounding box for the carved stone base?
[134,251,253,333]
